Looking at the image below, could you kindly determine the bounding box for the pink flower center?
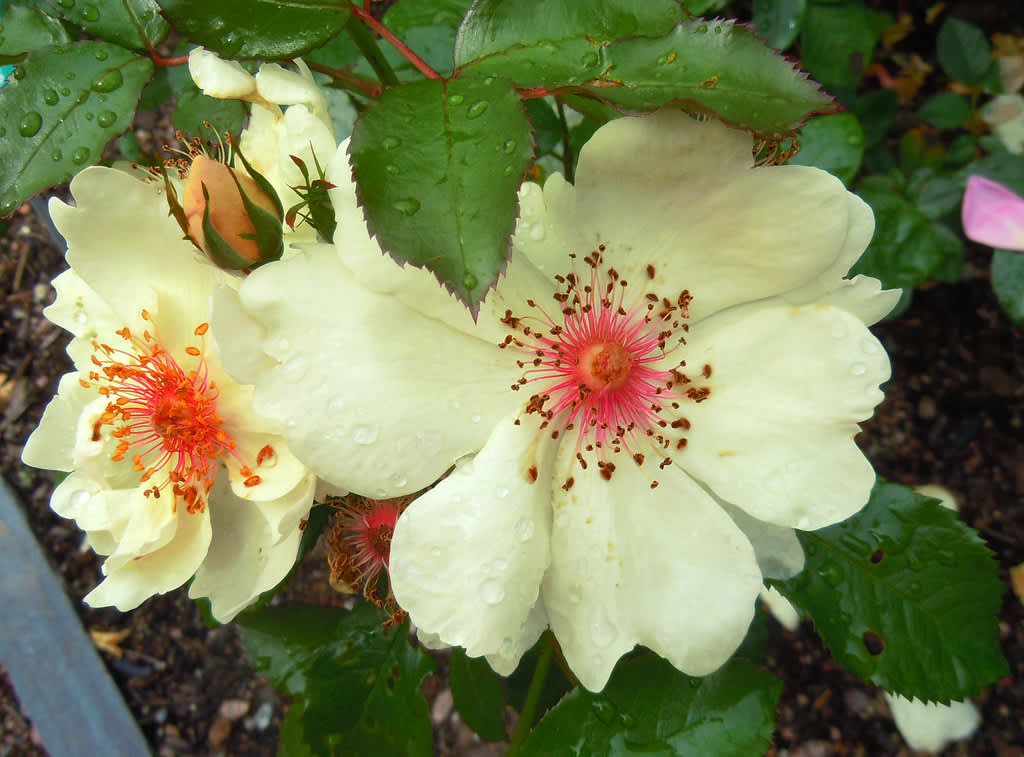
[500,247,712,485]
[81,311,265,512]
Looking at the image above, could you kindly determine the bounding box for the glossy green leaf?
[449,648,507,742]
[525,656,781,757]
[681,0,728,12]
[0,4,70,58]
[239,603,435,757]
[156,0,352,59]
[349,77,533,311]
[906,168,962,220]
[788,111,864,185]
[992,249,1024,322]
[0,42,153,216]
[800,1,876,92]
[929,222,965,283]
[752,0,807,51]
[41,0,168,49]
[936,17,992,86]
[851,186,948,289]
[458,8,831,137]
[944,134,977,167]
[917,92,971,129]
[382,0,474,77]
[773,480,1007,702]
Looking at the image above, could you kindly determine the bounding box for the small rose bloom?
[22,167,317,621]
[962,174,1024,251]
[215,112,898,690]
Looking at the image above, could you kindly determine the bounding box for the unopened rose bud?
[181,155,284,269]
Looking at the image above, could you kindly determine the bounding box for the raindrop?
[430,546,442,558]
[502,139,516,154]
[69,489,91,508]
[388,472,407,488]
[384,164,399,174]
[0,200,15,215]
[81,4,99,21]
[786,460,800,474]
[327,395,345,414]
[220,32,242,56]
[382,135,400,150]
[463,271,478,291]
[65,71,75,80]
[43,89,59,105]
[491,558,507,572]
[71,147,90,165]
[589,607,615,648]
[18,112,42,138]
[393,197,420,216]
[503,166,513,177]
[860,338,878,354]
[73,309,87,324]
[466,100,489,119]
[480,579,505,605]
[455,453,475,474]
[528,223,545,241]
[95,49,108,61]
[275,337,290,353]
[416,430,441,455]
[850,362,867,376]
[92,69,123,93]
[471,413,481,423]
[58,0,74,7]
[495,486,509,499]
[61,87,71,96]
[448,94,464,105]
[580,52,600,68]
[282,355,308,381]
[831,321,848,339]
[568,583,583,603]
[697,23,708,32]
[515,517,534,542]
[818,562,843,587]
[210,16,226,31]
[656,53,675,65]
[591,700,616,724]
[352,424,379,445]
[97,110,117,128]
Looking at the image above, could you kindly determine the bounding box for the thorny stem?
[306,61,382,98]
[350,4,441,81]
[506,633,555,757]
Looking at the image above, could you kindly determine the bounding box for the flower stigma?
[80,311,266,512]
[499,246,712,485]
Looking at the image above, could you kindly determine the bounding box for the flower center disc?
[581,342,633,391]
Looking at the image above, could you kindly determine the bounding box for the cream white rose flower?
[214,111,898,690]
[22,167,317,622]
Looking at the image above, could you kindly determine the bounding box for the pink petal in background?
[962,175,1024,251]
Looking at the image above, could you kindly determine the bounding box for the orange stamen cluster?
[80,312,265,512]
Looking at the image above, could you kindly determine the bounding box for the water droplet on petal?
[528,223,546,241]
[515,517,534,542]
[850,362,867,376]
[495,485,509,499]
[416,430,441,455]
[568,583,583,603]
[389,472,407,488]
[480,579,504,605]
[283,355,308,381]
[589,607,615,648]
[861,338,878,354]
[69,489,91,508]
[352,424,379,445]
[327,395,345,414]
[73,310,88,325]
[18,112,42,138]
[430,546,442,558]
[491,558,507,572]
[471,413,481,423]
[51,149,63,162]
[831,321,848,339]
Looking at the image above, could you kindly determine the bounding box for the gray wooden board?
[0,479,151,756]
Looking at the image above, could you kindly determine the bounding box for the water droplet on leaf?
[18,112,42,137]
[463,271,478,291]
[393,198,420,215]
[502,139,516,154]
[466,100,489,119]
[71,147,90,164]
[43,89,59,105]
[81,4,99,21]
[448,94,464,105]
[97,110,116,128]
[92,69,123,93]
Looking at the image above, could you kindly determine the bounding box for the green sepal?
[158,162,191,239]
[285,153,338,242]
[223,166,285,266]
[231,143,284,218]
[199,182,262,270]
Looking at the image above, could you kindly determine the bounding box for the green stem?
[345,12,399,87]
[555,98,574,184]
[507,634,555,757]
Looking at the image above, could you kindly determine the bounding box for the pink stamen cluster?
[500,247,712,484]
[80,312,265,512]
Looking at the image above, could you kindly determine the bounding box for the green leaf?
[506,635,574,728]
[917,92,971,129]
[155,0,352,59]
[456,1,831,136]
[349,77,533,311]
[682,0,728,13]
[850,88,899,147]
[171,83,247,139]
[239,603,436,757]
[944,133,977,167]
[929,222,965,283]
[992,249,1024,322]
[906,168,962,220]
[382,0,474,78]
[0,5,71,58]
[525,657,781,757]
[752,0,807,51]
[0,42,153,215]
[959,153,1024,196]
[772,480,1008,702]
[448,648,507,742]
[800,0,876,93]
[936,17,993,86]
[40,0,169,49]
[851,186,947,289]
[788,111,864,185]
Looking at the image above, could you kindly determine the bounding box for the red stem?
[351,5,441,80]
[150,50,189,68]
[306,61,382,98]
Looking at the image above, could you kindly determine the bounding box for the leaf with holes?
[0,42,153,216]
[239,602,435,757]
[525,656,781,757]
[771,480,1007,702]
[156,0,352,59]
[349,77,533,311]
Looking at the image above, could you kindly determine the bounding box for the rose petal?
[962,175,1024,251]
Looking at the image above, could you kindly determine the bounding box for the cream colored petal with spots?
[236,244,522,495]
[85,507,212,612]
[571,112,855,322]
[543,446,762,691]
[678,301,889,530]
[189,474,305,621]
[390,414,553,668]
